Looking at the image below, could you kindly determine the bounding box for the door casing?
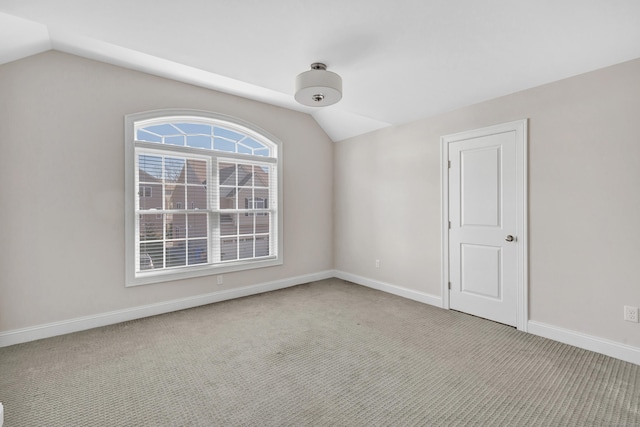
[440,119,529,331]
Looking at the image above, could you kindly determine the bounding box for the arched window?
[125,110,282,286]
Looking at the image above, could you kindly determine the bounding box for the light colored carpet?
[0,278,638,426]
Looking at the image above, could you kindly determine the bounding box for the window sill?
[126,256,282,287]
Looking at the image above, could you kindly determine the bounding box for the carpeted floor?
[0,278,638,426]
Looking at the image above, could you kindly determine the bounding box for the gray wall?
[335,57,640,348]
[0,51,334,331]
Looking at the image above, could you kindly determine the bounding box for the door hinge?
[448,282,451,290]
[448,160,451,168]
[448,221,451,229]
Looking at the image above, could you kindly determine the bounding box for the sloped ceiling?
[1,1,640,141]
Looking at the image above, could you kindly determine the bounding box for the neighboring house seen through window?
[125,110,282,286]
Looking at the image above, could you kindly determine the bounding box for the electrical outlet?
[217,275,224,285]
[624,306,639,323]
[375,259,380,268]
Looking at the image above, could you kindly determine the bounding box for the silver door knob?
[505,235,515,242]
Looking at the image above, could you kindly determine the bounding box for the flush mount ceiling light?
[295,63,342,107]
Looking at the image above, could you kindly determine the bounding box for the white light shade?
[295,64,342,107]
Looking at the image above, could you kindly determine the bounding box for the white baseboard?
[528,321,640,366]
[0,270,334,348]
[334,270,443,308]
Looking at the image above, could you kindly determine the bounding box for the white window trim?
[125,109,283,287]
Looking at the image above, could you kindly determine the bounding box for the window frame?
[125,109,283,286]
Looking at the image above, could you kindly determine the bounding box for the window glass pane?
[139,183,162,209]
[239,212,253,235]
[254,149,270,157]
[241,138,265,149]
[239,237,254,259]
[187,160,207,185]
[219,187,236,210]
[220,213,237,236]
[167,214,185,239]
[218,163,236,186]
[165,135,184,146]
[142,124,179,136]
[237,145,252,155]
[139,214,163,241]
[188,239,208,265]
[139,155,162,180]
[221,238,237,261]
[237,164,252,186]
[253,165,269,187]
[255,236,269,257]
[214,137,236,153]
[164,185,174,209]
[187,135,211,149]
[239,192,253,222]
[165,158,186,184]
[187,186,206,209]
[166,185,185,209]
[215,127,243,142]
[254,188,268,205]
[239,188,252,208]
[166,241,186,267]
[140,242,163,270]
[174,123,211,135]
[188,213,207,238]
[137,129,162,143]
[256,213,269,234]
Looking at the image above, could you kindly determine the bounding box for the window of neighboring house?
[139,186,152,197]
[245,198,267,216]
[125,110,282,286]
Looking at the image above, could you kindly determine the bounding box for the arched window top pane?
[135,116,275,158]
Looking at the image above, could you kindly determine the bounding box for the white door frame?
[440,119,529,331]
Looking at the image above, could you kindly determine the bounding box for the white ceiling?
[1,1,640,141]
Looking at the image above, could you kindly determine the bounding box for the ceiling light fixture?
[295,63,342,107]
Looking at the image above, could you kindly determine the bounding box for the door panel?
[449,130,518,326]
[462,146,501,227]
[461,244,502,300]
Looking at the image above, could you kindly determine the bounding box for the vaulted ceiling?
[2,1,640,141]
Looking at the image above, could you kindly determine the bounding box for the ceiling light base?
[295,63,342,107]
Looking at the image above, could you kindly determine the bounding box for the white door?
[442,120,527,329]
